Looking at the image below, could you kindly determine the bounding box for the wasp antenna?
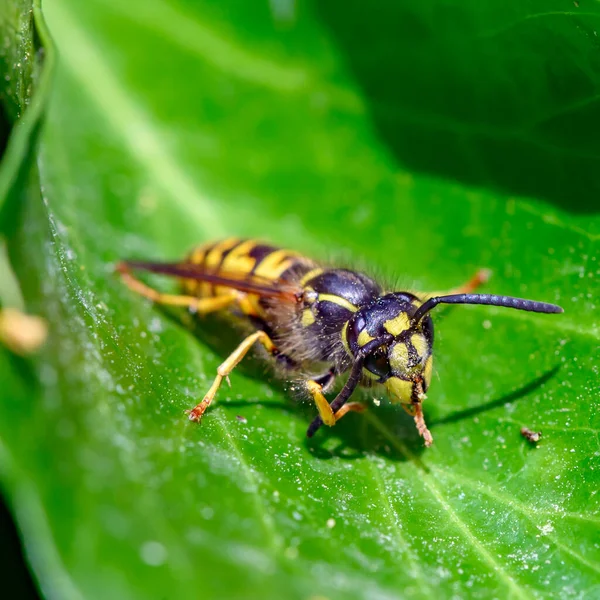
[412,293,563,325]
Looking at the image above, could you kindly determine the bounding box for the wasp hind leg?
[187,330,281,422]
[419,269,491,301]
[117,262,235,314]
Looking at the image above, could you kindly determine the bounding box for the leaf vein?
[364,414,530,599]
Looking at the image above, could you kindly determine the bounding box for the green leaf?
[2,0,599,599]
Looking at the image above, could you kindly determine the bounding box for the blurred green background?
[0,0,599,599]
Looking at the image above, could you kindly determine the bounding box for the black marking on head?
[342,292,436,383]
[404,339,421,369]
[346,293,415,355]
[421,314,434,346]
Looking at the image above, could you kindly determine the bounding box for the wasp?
[117,238,562,447]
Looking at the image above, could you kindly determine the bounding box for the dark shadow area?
[430,366,560,427]
[304,400,427,464]
[316,1,600,214]
[0,493,40,599]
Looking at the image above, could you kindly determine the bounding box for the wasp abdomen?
[184,238,313,301]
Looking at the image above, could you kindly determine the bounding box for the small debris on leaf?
[521,427,541,444]
[236,415,247,424]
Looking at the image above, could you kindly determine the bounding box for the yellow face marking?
[411,333,429,359]
[357,329,374,347]
[300,268,324,286]
[389,343,409,372]
[318,293,358,313]
[383,313,410,336]
[301,308,316,327]
[423,356,433,389]
[254,249,300,280]
[385,377,413,404]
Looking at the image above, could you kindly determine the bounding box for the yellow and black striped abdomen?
[182,238,315,315]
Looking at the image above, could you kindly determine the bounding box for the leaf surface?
[1,1,599,599]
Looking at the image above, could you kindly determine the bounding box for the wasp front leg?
[187,330,283,422]
[306,379,367,430]
[401,402,433,447]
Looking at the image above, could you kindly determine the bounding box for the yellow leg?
[307,380,336,426]
[187,331,276,422]
[401,403,417,417]
[418,268,491,301]
[448,268,491,295]
[333,402,367,422]
[306,380,366,427]
[117,262,235,313]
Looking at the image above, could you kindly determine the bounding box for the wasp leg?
[306,380,367,430]
[333,402,367,420]
[401,402,433,447]
[306,380,336,427]
[418,268,491,301]
[312,368,336,393]
[448,268,491,295]
[187,330,277,422]
[401,403,416,416]
[117,262,235,313]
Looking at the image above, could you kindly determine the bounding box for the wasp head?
[344,292,434,405]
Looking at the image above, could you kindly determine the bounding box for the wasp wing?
[120,260,301,302]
